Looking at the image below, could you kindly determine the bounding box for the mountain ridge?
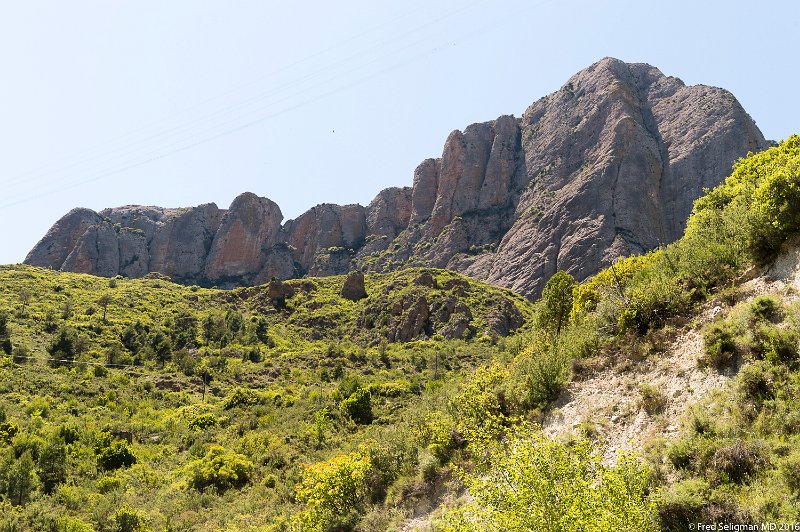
[25,57,769,296]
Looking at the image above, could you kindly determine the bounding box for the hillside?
[2,137,799,530]
[0,266,532,529]
[25,58,768,297]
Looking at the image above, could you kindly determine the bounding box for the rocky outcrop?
[341,270,367,301]
[204,193,282,286]
[25,58,768,297]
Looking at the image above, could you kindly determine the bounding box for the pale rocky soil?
[544,246,800,463]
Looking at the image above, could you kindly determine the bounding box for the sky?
[0,0,798,265]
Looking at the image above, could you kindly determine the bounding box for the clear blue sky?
[1,0,798,264]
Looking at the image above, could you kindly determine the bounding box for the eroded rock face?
[205,193,282,285]
[26,58,768,297]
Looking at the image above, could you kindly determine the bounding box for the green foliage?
[47,326,79,362]
[188,413,218,431]
[293,449,373,531]
[505,335,569,411]
[700,319,739,369]
[538,270,576,337]
[436,426,657,531]
[185,445,253,492]
[638,384,666,415]
[93,432,136,471]
[340,388,373,425]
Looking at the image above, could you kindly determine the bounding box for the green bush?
[340,388,373,425]
[93,432,136,471]
[708,439,766,484]
[185,445,253,492]
[749,295,783,323]
[188,413,218,431]
[223,387,263,409]
[436,427,656,531]
[700,320,739,369]
[638,384,667,415]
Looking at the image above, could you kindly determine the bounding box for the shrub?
[736,361,779,411]
[506,339,568,411]
[94,432,136,471]
[340,388,373,425]
[111,504,146,532]
[656,479,710,532]
[293,449,373,530]
[638,384,667,415]
[709,439,766,484]
[749,295,783,323]
[48,327,79,364]
[223,387,262,409]
[185,445,253,492]
[188,413,218,431]
[780,451,800,494]
[435,427,656,531]
[700,320,739,369]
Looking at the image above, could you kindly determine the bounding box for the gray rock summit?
[25,58,768,296]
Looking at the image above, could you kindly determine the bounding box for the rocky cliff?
[25,58,768,296]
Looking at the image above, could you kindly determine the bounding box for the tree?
[538,270,576,339]
[37,437,66,494]
[436,427,657,531]
[0,311,11,356]
[4,451,37,506]
[48,327,78,365]
[97,294,113,323]
[17,290,31,316]
[150,329,173,367]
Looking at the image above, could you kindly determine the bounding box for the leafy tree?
[97,294,113,323]
[293,449,373,530]
[47,327,79,365]
[538,270,576,339]
[37,437,66,494]
[436,427,656,531]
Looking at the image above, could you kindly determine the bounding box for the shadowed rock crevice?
[25,58,768,297]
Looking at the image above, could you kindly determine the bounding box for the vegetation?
[0,136,799,528]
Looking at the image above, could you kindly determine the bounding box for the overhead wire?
[0,0,553,209]
[0,0,486,193]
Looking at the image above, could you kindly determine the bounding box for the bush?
[340,388,373,425]
[780,451,800,494]
[709,439,766,484]
[188,413,218,431]
[293,449,373,530]
[223,387,262,409]
[506,339,568,411]
[435,427,656,531]
[111,504,146,532]
[638,384,667,415]
[185,445,253,492]
[48,327,79,364]
[93,432,136,471]
[749,295,783,323]
[656,479,711,532]
[700,320,739,369]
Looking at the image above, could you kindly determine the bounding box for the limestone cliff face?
[25,58,769,296]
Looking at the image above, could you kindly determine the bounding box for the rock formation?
[25,58,768,297]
